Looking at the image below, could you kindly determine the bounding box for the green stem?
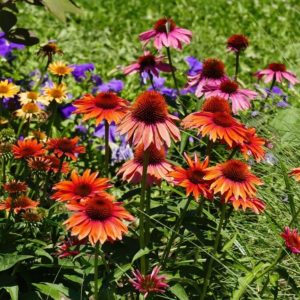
[148,71,156,90]
[261,75,276,110]
[234,52,240,82]
[160,197,193,268]
[145,186,151,271]
[2,157,6,185]
[56,156,65,181]
[104,120,110,177]
[200,204,226,300]
[94,242,100,300]
[228,148,238,160]
[197,200,204,219]
[47,101,58,137]
[139,149,150,275]
[100,249,110,273]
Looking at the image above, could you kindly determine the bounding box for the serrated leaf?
[33,283,69,300]
[0,254,33,272]
[170,284,189,300]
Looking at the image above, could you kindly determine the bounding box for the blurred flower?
[93,78,124,93]
[19,91,49,106]
[277,100,289,108]
[73,92,129,125]
[264,153,278,165]
[3,180,28,194]
[281,227,300,254]
[43,83,68,103]
[22,210,43,222]
[227,196,265,214]
[169,153,213,200]
[111,141,133,163]
[118,143,172,186]
[15,103,44,119]
[255,63,299,85]
[0,32,24,58]
[203,79,257,114]
[48,61,73,77]
[94,122,118,142]
[290,167,300,181]
[187,58,227,97]
[59,103,76,119]
[27,156,51,172]
[71,63,95,82]
[37,41,63,63]
[13,139,45,159]
[227,34,249,53]
[56,238,85,258]
[45,155,70,174]
[52,169,111,203]
[130,266,169,298]
[139,17,192,50]
[148,77,177,100]
[64,192,134,245]
[185,56,202,76]
[0,80,19,98]
[205,160,263,201]
[0,196,38,213]
[118,91,180,150]
[47,137,85,161]
[0,128,16,144]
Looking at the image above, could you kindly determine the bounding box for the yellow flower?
[43,83,68,103]
[27,130,47,142]
[48,61,73,76]
[0,80,20,98]
[15,103,42,119]
[19,91,49,106]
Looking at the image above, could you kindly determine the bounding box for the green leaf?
[2,286,19,300]
[0,10,17,32]
[114,263,131,281]
[170,284,189,300]
[222,234,237,252]
[0,254,33,272]
[179,132,189,153]
[131,248,151,263]
[33,283,69,300]
[43,0,81,22]
[64,274,83,284]
[35,249,54,263]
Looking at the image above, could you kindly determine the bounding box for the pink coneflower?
[117,143,172,186]
[281,227,300,254]
[187,58,227,97]
[227,34,249,53]
[130,266,169,298]
[124,51,172,77]
[227,196,265,214]
[139,17,192,50]
[255,63,299,85]
[203,79,257,114]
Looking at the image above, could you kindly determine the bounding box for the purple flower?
[264,153,278,165]
[75,125,88,135]
[0,32,24,58]
[272,86,284,96]
[59,104,76,119]
[91,74,103,86]
[94,122,118,142]
[185,56,202,76]
[277,100,289,108]
[71,63,95,82]
[93,79,124,94]
[251,111,260,117]
[148,77,177,100]
[111,141,133,163]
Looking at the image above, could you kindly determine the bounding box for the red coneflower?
[0,196,39,213]
[130,266,169,298]
[52,169,111,203]
[73,92,129,126]
[27,156,51,172]
[45,155,70,174]
[204,160,263,201]
[281,227,300,254]
[56,238,85,258]
[118,143,173,186]
[47,137,85,161]
[118,91,180,150]
[227,34,249,53]
[227,196,265,214]
[3,180,28,194]
[290,167,300,182]
[64,192,134,245]
[13,139,45,159]
[169,153,213,201]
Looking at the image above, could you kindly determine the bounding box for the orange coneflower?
[64,192,134,245]
[52,169,111,203]
[3,180,28,194]
[237,128,265,162]
[13,139,45,159]
[226,196,265,214]
[118,143,173,186]
[169,153,213,201]
[73,92,129,125]
[118,91,180,150]
[204,160,263,201]
[45,155,70,174]
[27,156,51,172]
[290,167,300,182]
[47,137,85,161]
[182,97,247,147]
[0,196,39,213]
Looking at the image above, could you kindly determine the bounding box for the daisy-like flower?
[48,61,73,77]
[0,80,20,98]
[43,83,68,103]
[227,34,249,53]
[13,139,45,159]
[182,99,247,147]
[118,143,173,186]
[169,153,213,200]
[203,79,257,114]
[290,167,300,182]
[118,91,180,150]
[236,128,265,162]
[19,91,49,106]
[28,130,47,142]
[130,266,169,298]
[52,169,111,203]
[64,192,134,245]
[255,63,299,85]
[45,155,70,174]
[47,137,85,161]
[204,160,263,201]
[139,17,192,50]
[281,227,300,254]
[227,196,265,214]
[15,103,44,119]
[0,196,39,213]
[3,180,28,194]
[27,156,51,172]
[124,51,172,77]
[73,92,129,126]
[187,58,227,97]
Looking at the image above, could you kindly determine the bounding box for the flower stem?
[139,149,150,275]
[234,52,240,82]
[145,186,151,271]
[160,197,192,268]
[228,148,238,160]
[104,120,110,177]
[47,101,58,137]
[261,75,276,110]
[200,204,226,300]
[94,241,100,300]
[2,157,6,185]
[148,71,156,90]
